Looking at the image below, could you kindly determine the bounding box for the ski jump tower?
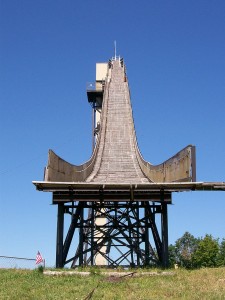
[33,55,225,268]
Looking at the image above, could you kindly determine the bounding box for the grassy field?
[0,267,225,299]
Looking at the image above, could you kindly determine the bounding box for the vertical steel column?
[91,204,94,266]
[128,208,134,267]
[136,201,140,266]
[56,203,64,268]
[144,201,150,266]
[161,192,169,268]
[79,202,84,266]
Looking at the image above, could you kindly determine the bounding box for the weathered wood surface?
[43,59,196,184]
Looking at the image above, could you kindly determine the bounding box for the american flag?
[36,251,43,265]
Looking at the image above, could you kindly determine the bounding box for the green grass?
[0,267,225,299]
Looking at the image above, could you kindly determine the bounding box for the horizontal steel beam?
[52,191,172,204]
[33,181,225,192]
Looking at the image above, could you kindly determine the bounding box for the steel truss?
[55,195,170,268]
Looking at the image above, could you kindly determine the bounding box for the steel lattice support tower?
[54,197,170,268]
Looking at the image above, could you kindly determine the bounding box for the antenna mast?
[114,40,117,59]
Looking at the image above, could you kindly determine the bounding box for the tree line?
[168,232,225,269]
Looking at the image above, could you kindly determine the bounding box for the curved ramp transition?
[44,59,196,184]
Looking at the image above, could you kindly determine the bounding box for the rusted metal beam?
[56,203,64,268]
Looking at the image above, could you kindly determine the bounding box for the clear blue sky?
[1,0,224,267]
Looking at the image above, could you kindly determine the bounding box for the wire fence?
[0,256,38,270]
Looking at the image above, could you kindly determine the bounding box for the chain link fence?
[0,256,37,269]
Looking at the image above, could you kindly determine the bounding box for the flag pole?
[114,40,116,60]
